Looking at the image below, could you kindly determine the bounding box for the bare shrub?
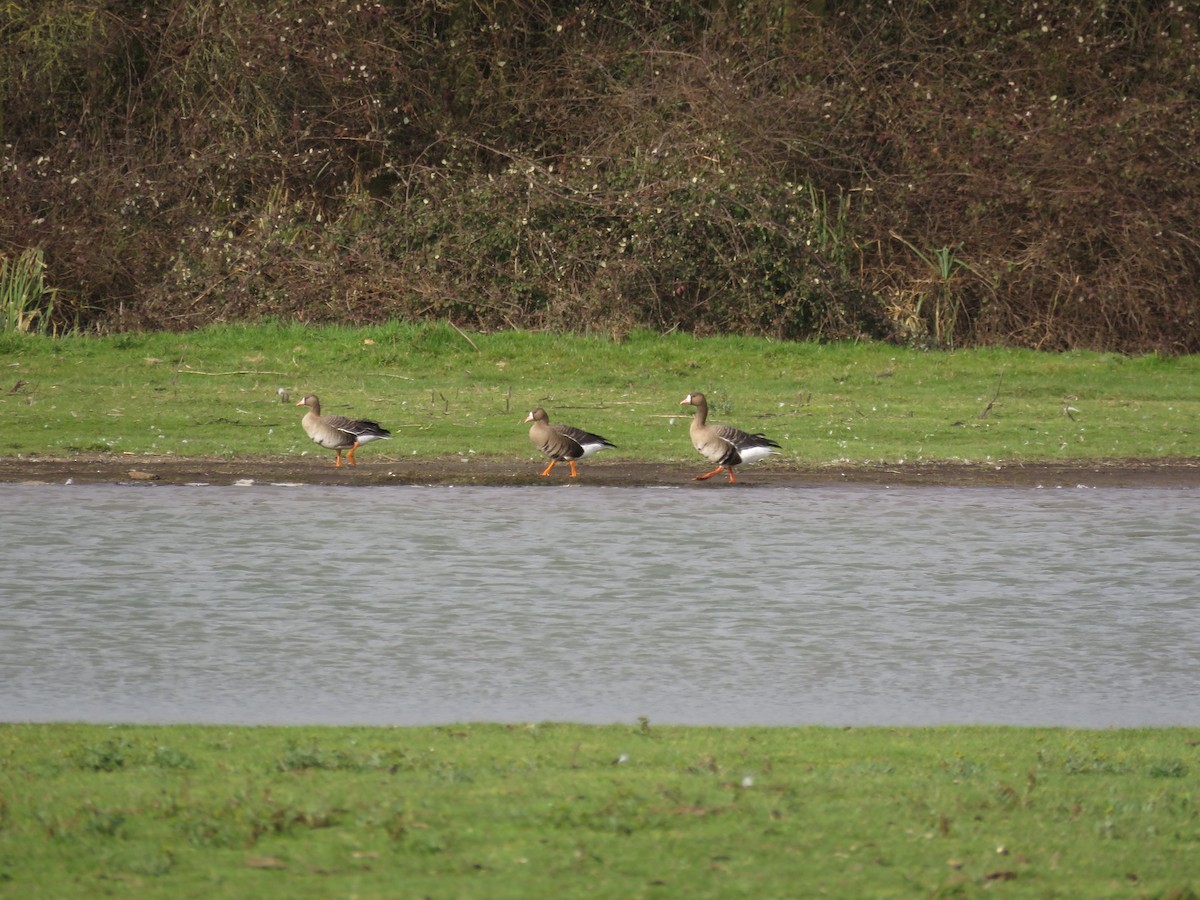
[1,0,1196,350]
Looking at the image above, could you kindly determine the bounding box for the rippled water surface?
[2,483,1197,727]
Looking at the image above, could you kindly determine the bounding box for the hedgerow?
[2,1,1197,350]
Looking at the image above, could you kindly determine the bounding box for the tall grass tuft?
[887,234,991,349]
[1,248,58,335]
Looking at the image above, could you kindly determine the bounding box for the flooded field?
[2,482,1197,727]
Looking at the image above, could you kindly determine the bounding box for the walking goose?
[296,394,391,467]
[680,392,780,483]
[524,407,615,478]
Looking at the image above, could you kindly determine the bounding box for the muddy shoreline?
[2,453,1199,488]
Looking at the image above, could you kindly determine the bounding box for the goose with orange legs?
[680,392,780,483]
[296,394,391,467]
[524,407,615,478]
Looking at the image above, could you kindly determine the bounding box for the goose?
[524,407,615,478]
[680,392,780,483]
[296,394,391,467]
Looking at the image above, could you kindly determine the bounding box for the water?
[2,483,1197,727]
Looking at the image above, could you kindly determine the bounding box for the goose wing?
[553,424,615,458]
[706,424,779,465]
[727,426,781,451]
[324,414,391,440]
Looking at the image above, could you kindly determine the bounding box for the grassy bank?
[1,323,1198,467]
[1,722,1197,897]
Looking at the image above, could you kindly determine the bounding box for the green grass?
[1,321,1198,465]
[0,723,1196,897]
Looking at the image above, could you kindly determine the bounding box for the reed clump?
[1,248,57,335]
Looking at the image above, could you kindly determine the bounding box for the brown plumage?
[297,394,391,467]
[680,392,780,483]
[524,407,615,478]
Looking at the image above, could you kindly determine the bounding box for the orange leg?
[694,465,725,481]
[334,449,345,468]
[346,442,360,466]
[726,467,737,483]
[539,459,558,477]
[568,460,579,478]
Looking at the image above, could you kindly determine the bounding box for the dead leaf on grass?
[100,873,144,885]
[244,856,286,869]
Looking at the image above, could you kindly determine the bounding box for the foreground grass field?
[2,322,1198,466]
[1,723,1197,898]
